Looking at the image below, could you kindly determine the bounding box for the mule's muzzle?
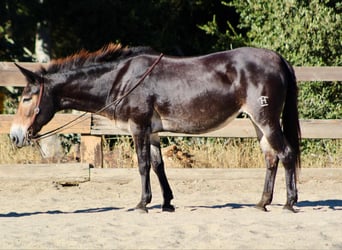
[10,134,27,148]
[9,125,32,148]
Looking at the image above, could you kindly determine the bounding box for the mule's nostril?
[10,133,22,147]
[10,135,18,144]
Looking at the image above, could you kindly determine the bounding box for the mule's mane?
[40,43,155,75]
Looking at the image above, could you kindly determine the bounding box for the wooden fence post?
[80,135,103,168]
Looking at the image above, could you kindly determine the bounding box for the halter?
[28,81,44,134]
[31,53,164,141]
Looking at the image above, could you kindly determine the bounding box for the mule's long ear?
[14,63,41,85]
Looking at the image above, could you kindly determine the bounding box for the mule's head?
[10,64,56,147]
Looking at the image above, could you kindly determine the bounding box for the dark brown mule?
[10,43,301,212]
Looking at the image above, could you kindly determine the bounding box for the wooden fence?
[0,62,341,167]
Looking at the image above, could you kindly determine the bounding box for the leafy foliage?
[299,82,342,119]
[198,14,246,50]
[0,0,37,61]
[228,0,341,66]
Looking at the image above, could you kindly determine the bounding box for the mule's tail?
[281,58,301,177]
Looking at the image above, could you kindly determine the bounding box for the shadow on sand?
[186,199,342,211]
[0,206,121,218]
[297,199,342,210]
[186,203,256,210]
[2,200,340,217]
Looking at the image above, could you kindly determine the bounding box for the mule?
[10,43,301,212]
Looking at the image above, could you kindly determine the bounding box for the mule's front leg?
[132,130,152,213]
[150,134,175,212]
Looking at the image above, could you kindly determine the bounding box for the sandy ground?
[0,164,341,250]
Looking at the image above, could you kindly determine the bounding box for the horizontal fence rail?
[90,115,342,139]
[0,62,341,167]
[1,114,341,139]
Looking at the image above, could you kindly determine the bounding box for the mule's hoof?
[255,203,268,212]
[135,207,148,213]
[135,202,148,213]
[162,204,175,212]
[283,204,298,213]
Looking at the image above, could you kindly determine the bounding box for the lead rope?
[32,53,164,142]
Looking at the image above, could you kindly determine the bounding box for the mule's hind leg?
[255,123,298,212]
[264,128,298,212]
[281,147,298,212]
[252,123,279,211]
[150,134,175,212]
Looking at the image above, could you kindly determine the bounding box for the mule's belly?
[152,109,241,134]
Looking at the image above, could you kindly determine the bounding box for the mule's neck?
[51,64,116,115]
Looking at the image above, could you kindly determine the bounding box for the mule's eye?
[22,97,32,103]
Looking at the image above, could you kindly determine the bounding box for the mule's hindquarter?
[117,47,297,212]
